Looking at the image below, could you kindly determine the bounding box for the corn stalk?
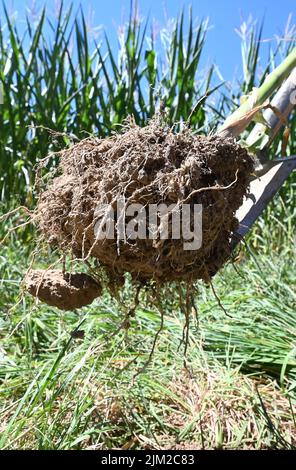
[218,47,296,139]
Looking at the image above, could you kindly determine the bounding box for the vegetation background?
[0,1,295,449]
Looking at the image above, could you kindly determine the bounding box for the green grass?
[0,203,295,450]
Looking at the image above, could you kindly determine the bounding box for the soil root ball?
[24,269,101,310]
[35,121,254,287]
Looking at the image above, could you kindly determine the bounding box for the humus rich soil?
[25,269,101,310]
[26,121,254,310]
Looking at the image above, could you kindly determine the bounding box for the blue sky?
[2,0,296,80]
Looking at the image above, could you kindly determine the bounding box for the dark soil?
[24,269,101,310]
[30,120,254,308]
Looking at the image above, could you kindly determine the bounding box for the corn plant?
[0,3,218,202]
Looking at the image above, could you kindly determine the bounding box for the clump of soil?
[24,269,101,310]
[31,120,254,307]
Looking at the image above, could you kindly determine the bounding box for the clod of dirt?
[34,120,254,290]
[24,269,101,310]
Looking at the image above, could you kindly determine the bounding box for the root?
[0,206,32,222]
[182,170,239,204]
[133,292,165,380]
[208,276,232,318]
[0,206,34,245]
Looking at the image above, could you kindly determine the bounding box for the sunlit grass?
[0,204,295,449]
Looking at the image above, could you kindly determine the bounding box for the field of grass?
[0,3,296,450]
[0,200,295,449]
